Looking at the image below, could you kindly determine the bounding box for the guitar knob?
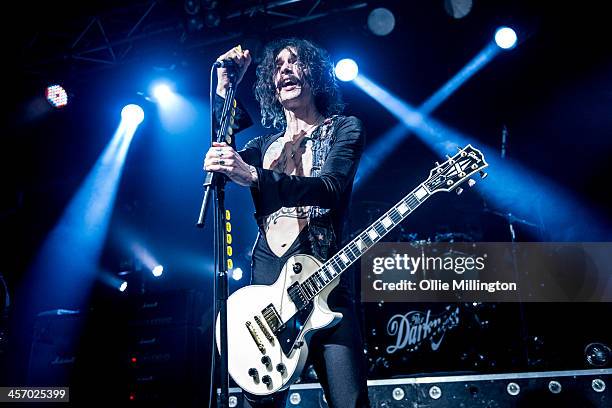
[293,262,302,273]
[276,363,286,375]
[262,375,272,387]
[456,187,463,195]
[467,179,476,187]
[261,355,271,368]
[248,368,258,379]
[479,170,488,179]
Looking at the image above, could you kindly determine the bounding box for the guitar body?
[215,254,342,396]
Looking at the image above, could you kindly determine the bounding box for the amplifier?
[27,309,82,386]
[126,289,209,328]
[219,368,612,407]
[122,290,211,406]
[125,325,205,384]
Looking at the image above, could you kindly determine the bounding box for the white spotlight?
[495,26,517,49]
[121,104,145,125]
[232,267,243,281]
[152,83,173,103]
[335,59,359,82]
[152,265,164,277]
[119,281,128,292]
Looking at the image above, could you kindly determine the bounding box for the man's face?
[274,47,312,107]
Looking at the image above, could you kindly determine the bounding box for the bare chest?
[263,135,313,175]
[261,133,314,256]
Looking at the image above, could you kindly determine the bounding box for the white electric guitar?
[216,144,488,396]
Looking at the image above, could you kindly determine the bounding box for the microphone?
[213,59,238,69]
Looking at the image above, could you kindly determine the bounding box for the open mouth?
[279,77,300,91]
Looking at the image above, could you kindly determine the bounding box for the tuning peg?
[468,179,476,187]
[479,170,488,179]
[435,161,440,167]
[456,187,463,195]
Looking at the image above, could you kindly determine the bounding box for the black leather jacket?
[214,95,365,261]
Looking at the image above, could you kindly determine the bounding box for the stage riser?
[220,372,611,407]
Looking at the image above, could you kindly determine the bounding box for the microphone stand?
[196,66,238,408]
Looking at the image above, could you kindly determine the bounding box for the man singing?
[204,38,369,407]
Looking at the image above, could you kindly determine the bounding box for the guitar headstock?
[423,145,488,194]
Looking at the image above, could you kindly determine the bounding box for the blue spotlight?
[495,26,517,49]
[121,104,145,125]
[335,59,359,82]
[152,265,164,277]
[26,109,141,311]
[119,281,128,292]
[232,267,243,281]
[353,37,502,190]
[419,43,499,115]
[152,83,173,103]
[131,243,160,272]
[406,117,611,241]
[149,81,199,135]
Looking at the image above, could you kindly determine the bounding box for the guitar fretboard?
[300,183,431,300]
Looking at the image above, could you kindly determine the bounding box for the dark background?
[1,0,611,404]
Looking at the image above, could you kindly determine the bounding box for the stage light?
[119,281,128,292]
[152,83,173,103]
[335,59,359,82]
[495,26,517,49]
[232,267,243,281]
[367,8,395,36]
[152,265,164,277]
[184,0,200,15]
[46,85,68,108]
[121,104,145,125]
[205,10,221,28]
[444,0,472,19]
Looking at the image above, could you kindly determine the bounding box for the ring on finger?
[219,160,225,165]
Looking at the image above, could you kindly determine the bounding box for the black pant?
[242,231,370,408]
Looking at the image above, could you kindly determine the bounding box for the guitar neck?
[302,182,432,300]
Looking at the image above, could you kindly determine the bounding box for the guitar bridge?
[245,321,266,355]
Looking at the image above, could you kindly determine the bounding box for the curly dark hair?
[254,38,344,129]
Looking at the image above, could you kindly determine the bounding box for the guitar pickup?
[254,315,275,345]
[262,304,284,333]
[287,282,308,310]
